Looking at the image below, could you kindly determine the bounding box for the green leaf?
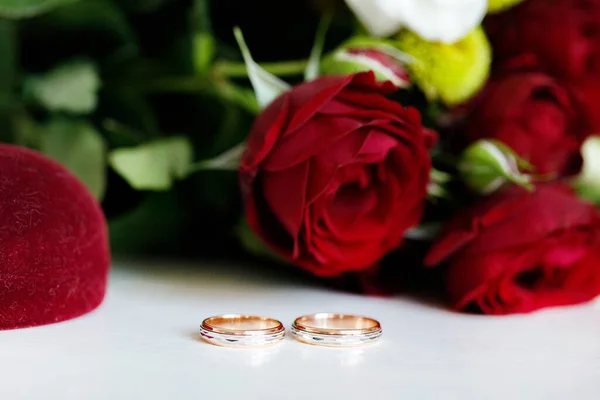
[232,27,290,109]
[108,137,193,191]
[191,141,244,172]
[304,14,331,81]
[0,0,79,19]
[24,59,101,114]
[40,117,107,200]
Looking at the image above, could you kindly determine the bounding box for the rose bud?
[321,38,411,88]
[460,65,590,177]
[485,0,600,131]
[425,183,600,315]
[574,136,600,203]
[240,72,434,277]
[395,26,491,105]
[458,139,532,195]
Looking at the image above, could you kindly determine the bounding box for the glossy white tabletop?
[1,260,598,400]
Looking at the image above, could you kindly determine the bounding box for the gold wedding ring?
[200,314,285,347]
[291,313,382,347]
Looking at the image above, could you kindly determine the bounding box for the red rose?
[425,183,600,315]
[461,64,588,176]
[485,0,600,130]
[240,72,434,277]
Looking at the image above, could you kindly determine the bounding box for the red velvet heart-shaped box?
[0,144,110,330]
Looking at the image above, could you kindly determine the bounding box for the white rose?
[345,0,488,44]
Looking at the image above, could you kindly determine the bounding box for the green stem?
[213,59,309,78]
[144,77,260,114]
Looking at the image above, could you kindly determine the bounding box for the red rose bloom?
[240,72,434,277]
[461,65,588,176]
[485,0,600,130]
[425,183,600,315]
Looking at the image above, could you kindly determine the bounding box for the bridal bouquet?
[3,0,600,315]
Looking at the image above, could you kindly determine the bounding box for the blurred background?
[0,0,358,260]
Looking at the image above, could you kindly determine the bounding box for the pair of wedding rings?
[199,313,382,348]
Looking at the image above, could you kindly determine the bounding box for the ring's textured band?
[291,313,382,347]
[200,314,285,347]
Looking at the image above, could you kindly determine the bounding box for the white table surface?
[1,259,599,400]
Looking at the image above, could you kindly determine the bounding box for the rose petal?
[262,115,363,171]
[284,75,354,136]
[241,95,291,172]
[262,161,309,240]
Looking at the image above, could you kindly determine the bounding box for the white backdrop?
[1,260,598,400]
